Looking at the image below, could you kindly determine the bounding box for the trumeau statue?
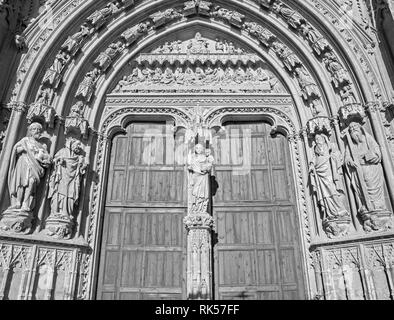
[0,123,51,233]
[344,121,392,231]
[309,134,351,238]
[188,144,214,215]
[46,138,87,239]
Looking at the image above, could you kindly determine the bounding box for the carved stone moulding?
[339,103,365,126]
[44,214,74,240]
[0,209,33,235]
[360,210,393,233]
[27,103,56,129]
[306,116,332,137]
[183,214,215,231]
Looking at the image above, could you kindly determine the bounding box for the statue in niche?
[94,41,124,71]
[345,121,391,231]
[86,1,122,29]
[42,51,69,88]
[295,66,320,100]
[36,87,54,105]
[46,138,87,239]
[340,84,357,104]
[0,123,51,233]
[175,67,185,84]
[300,24,330,56]
[244,22,276,47]
[161,67,175,84]
[188,144,214,214]
[61,23,91,55]
[309,134,351,238]
[323,52,350,89]
[273,3,305,29]
[121,22,151,46]
[274,42,301,71]
[75,68,100,102]
[344,122,391,231]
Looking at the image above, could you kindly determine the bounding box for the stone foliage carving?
[343,121,392,232]
[188,144,214,215]
[308,118,351,238]
[46,138,87,239]
[0,123,52,234]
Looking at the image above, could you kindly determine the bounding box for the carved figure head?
[195,144,204,155]
[349,121,364,144]
[28,122,43,140]
[314,134,329,156]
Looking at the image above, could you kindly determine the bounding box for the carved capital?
[306,116,332,137]
[7,101,29,114]
[338,103,365,126]
[184,214,215,230]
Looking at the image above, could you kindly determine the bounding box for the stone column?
[184,214,214,300]
[0,101,28,205]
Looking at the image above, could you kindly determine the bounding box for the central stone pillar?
[184,141,215,300]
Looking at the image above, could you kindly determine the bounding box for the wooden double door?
[96,121,306,300]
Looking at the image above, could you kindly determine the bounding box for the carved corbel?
[27,102,56,129]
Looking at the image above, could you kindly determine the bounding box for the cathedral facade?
[0,0,394,300]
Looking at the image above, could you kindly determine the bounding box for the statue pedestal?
[0,209,33,234]
[323,216,351,238]
[361,210,393,232]
[45,214,74,240]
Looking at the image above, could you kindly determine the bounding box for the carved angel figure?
[6,123,51,213]
[274,42,301,71]
[48,138,87,219]
[188,144,214,214]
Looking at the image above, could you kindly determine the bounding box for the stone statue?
[61,23,91,55]
[0,123,51,233]
[274,42,301,71]
[42,51,69,88]
[300,24,329,56]
[121,22,151,46]
[244,22,275,47]
[295,66,320,100]
[86,2,121,29]
[323,52,350,89]
[274,3,305,29]
[188,144,214,214]
[344,121,391,231]
[75,68,100,102]
[309,134,350,237]
[46,138,87,239]
[93,41,123,71]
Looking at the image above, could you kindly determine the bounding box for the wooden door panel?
[97,123,186,300]
[214,122,305,300]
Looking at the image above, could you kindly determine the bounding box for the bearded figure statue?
[309,134,351,238]
[344,121,392,231]
[46,138,87,239]
[0,123,51,233]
